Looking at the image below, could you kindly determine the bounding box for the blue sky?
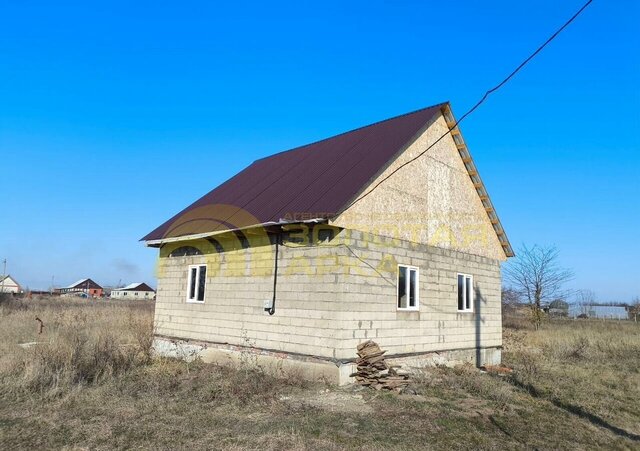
[0,1,638,300]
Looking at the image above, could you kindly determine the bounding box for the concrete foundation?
[153,336,501,385]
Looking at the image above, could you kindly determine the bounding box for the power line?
[343,0,593,211]
[160,0,592,243]
[280,240,470,314]
[281,241,395,285]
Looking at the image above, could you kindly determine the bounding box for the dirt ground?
[1,297,639,450]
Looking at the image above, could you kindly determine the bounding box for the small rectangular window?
[187,265,207,303]
[457,273,474,312]
[397,265,419,310]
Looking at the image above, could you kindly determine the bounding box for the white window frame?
[397,264,419,311]
[457,273,474,312]
[186,264,207,303]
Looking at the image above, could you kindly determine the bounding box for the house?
[56,278,103,297]
[111,282,156,300]
[143,102,513,384]
[548,299,569,317]
[0,275,21,294]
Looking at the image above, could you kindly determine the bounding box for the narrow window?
[465,276,472,310]
[409,268,417,308]
[398,265,419,310]
[187,264,207,303]
[197,265,206,301]
[189,267,197,299]
[457,273,474,312]
[398,266,407,309]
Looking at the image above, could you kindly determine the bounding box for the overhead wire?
[342,0,593,211]
[171,1,593,238]
[176,1,595,297]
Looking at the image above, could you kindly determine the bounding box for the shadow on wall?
[474,285,486,367]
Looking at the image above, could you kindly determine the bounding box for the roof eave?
[441,104,514,258]
[143,217,330,247]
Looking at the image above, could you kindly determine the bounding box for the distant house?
[111,282,156,300]
[548,299,569,317]
[0,275,21,294]
[57,278,103,297]
[143,103,513,384]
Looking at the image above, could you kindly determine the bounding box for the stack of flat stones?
[351,340,410,391]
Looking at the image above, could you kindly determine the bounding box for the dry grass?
[0,296,154,397]
[1,296,639,450]
[503,319,640,440]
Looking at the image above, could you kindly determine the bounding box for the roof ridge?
[253,101,449,163]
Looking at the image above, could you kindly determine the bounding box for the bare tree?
[501,286,521,316]
[630,296,640,322]
[575,289,596,305]
[502,287,521,306]
[573,289,596,316]
[503,244,574,329]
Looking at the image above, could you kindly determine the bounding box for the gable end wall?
[332,111,507,261]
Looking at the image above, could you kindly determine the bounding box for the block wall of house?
[332,111,507,262]
[154,234,349,360]
[111,290,155,299]
[154,227,502,362]
[329,229,502,360]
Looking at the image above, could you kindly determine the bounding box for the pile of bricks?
[351,340,410,391]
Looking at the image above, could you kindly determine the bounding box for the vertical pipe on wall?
[268,233,280,316]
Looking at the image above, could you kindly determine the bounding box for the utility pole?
[1,259,6,294]
[50,275,55,295]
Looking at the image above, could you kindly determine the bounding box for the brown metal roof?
[65,278,103,290]
[118,282,155,292]
[142,103,447,241]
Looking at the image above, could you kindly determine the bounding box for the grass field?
[1,296,639,450]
